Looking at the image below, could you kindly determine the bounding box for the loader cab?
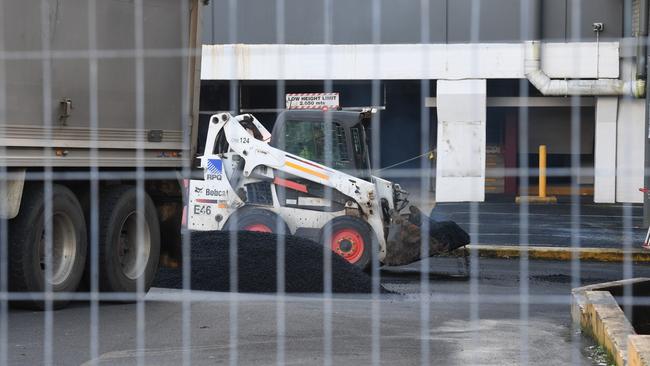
[270,110,372,179]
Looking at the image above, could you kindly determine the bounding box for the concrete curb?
[584,291,634,366]
[629,335,650,366]
[465,244,650,263]
[571,279,650,366]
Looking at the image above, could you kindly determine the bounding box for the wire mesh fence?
[1,0,650,365]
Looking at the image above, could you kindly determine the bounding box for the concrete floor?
[6,257,650,365]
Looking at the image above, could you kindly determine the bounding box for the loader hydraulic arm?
[206,113,379,216]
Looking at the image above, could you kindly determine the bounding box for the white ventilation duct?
[524,41,646,98]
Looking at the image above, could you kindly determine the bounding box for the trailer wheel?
[9,183,88,310]
[321,216,373,271]
[97,186,160,294]
[225,208,289,235]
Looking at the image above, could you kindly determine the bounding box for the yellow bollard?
[539,145,547,198]
[515,144,556,204]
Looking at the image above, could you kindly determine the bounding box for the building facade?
[199,0,647,203]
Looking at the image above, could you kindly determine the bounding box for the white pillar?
[616,98,645,203]
[435,79,487,202]
[594,97,618,203]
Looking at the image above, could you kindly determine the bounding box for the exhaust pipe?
[524,41,646,98]
[636,0,649,79]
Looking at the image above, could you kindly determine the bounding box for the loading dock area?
[200,78,642,204]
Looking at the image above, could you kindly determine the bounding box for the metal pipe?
[636,0,648,79]
[524,41,646,98]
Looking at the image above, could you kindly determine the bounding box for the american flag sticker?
[207,159,223,174]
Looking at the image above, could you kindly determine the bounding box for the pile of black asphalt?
[153,231,387,294]
[382,206,471,266]
[411,206,471,252]
[424,219,471,252]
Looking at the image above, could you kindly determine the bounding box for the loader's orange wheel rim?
[244,224,273,233]
[331,229,365,264]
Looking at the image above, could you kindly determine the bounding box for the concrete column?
[435,79,486,202]
[594,97,618,203]
[645,46,650,226]
[616,98,646,203]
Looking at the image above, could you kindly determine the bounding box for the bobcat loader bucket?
[383,206,470,267]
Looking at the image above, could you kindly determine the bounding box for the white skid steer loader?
[186,110,469,271]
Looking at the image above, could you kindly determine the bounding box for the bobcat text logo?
[206,189,227,197]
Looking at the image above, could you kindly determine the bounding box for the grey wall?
[203,0,624,44]
[543,0,624,40]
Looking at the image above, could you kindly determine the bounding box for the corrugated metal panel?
[202,0,623,44]
[1,0,202,167]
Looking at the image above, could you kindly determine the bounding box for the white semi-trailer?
[0,0,203,309]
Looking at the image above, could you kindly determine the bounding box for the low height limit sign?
[285,93,340,110]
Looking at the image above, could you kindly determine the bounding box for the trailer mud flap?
[0,168,25,219]
[383,206,470,266]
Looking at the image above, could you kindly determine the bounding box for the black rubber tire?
[8,183,88,310]
[224,208,290,235]
[97,186,160,294]
[320,216,374,272]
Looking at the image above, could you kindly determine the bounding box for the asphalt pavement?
[7,256,650,365]
[430,198,646,249]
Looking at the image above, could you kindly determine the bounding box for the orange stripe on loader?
[284,161,329,180]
